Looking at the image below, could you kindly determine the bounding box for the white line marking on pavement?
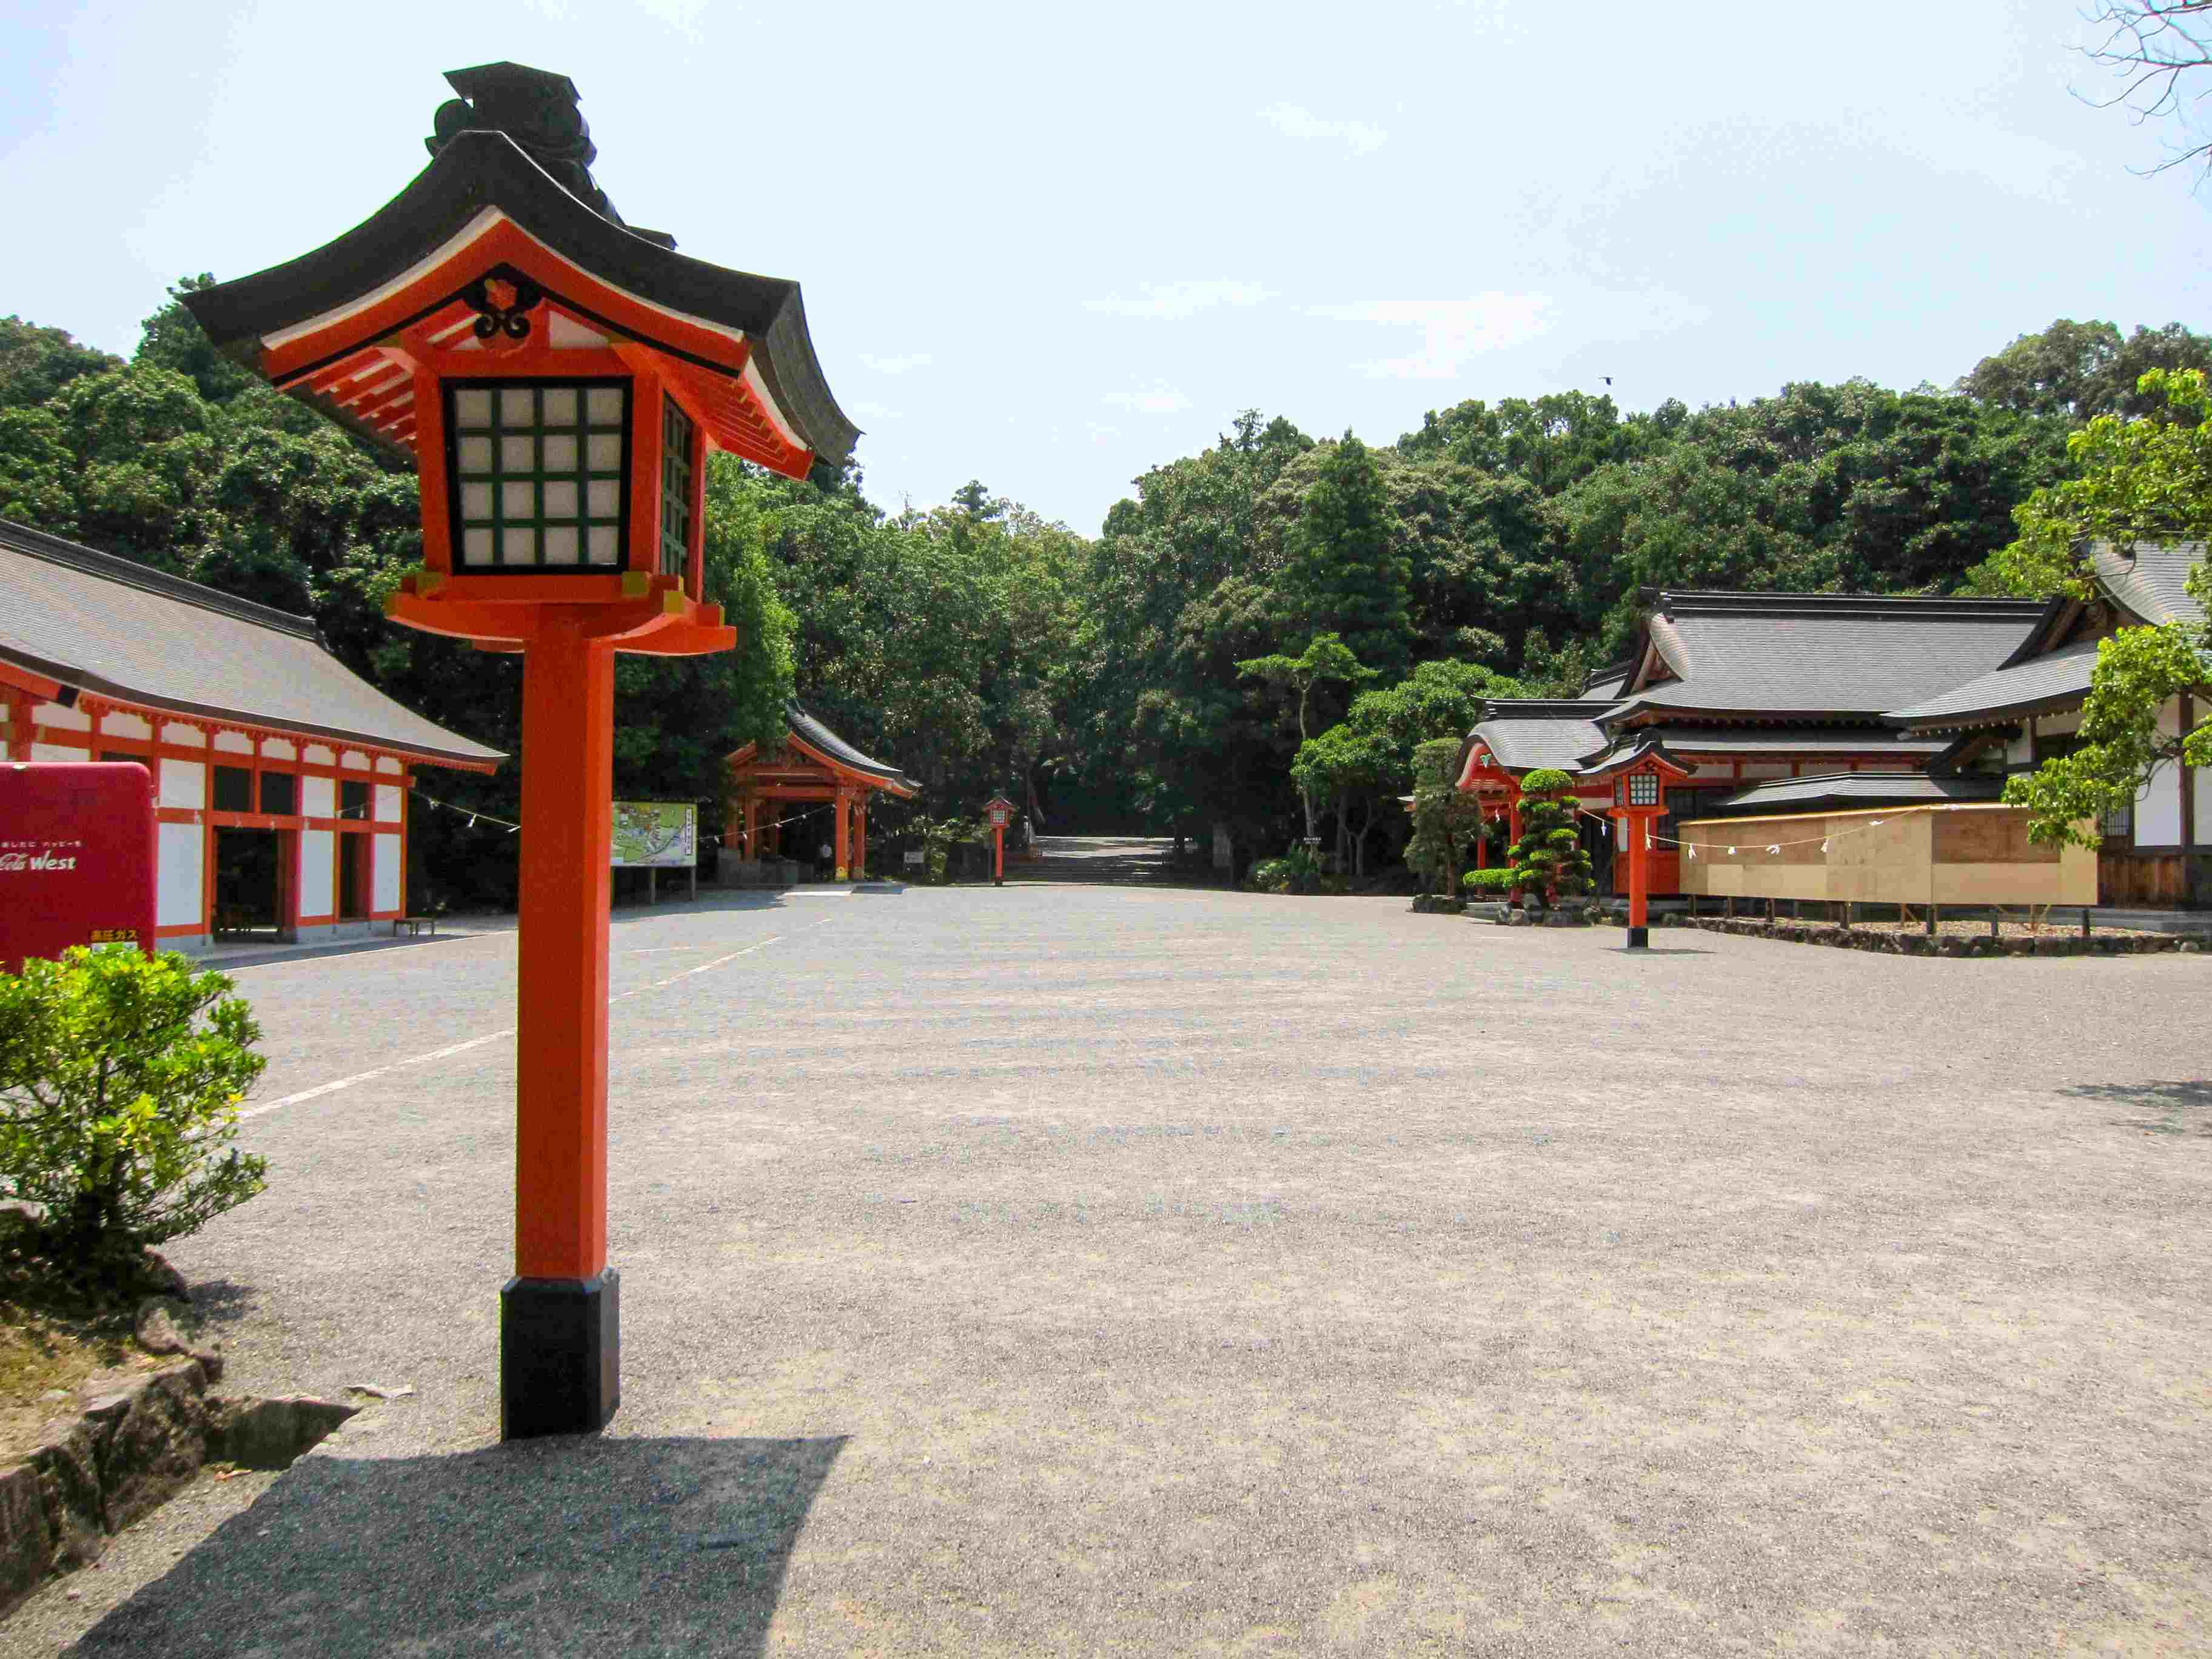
[238,1028,515,1120]
[240,934,792,1121]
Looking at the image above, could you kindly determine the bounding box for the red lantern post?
[183,63,860,1438]
[984,794,1017,886]
[1598,743,1691,950]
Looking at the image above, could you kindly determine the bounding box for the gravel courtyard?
[15,883,2211,1656]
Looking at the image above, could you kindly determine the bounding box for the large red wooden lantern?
[1592,740,1691,950]
[183,63,859,1438]
[983,794,1018,887]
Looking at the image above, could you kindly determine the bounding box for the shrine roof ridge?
[0,517,320,640]
[1638,588,2054,620]
[0,517,504,768]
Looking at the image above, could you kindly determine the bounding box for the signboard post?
[0,762,156,974]
[612,802,697,905]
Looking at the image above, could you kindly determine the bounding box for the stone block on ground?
[28,1414,105,1569]
[206,1396,360,1470]
[82,1359,209,1533]
[0,1460,51,1617]
[135,1296,224,1382]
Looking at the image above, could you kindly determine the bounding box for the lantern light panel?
[448,380,631,572]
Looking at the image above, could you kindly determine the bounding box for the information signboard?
[611,801,697,869]
[0,762,156,974]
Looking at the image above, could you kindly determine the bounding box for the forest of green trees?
[3,284,2205,899]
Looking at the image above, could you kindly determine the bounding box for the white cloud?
[1085,280,1277,320]
[1101,388,1193,415]
[1307,293,1555,379]
[1260,102,1389,155]
[859,352,933,375]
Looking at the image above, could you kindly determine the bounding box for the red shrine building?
[1459,558,2212,907]
[725,703,917,882]
[0,518,500,948]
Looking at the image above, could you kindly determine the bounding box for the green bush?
[1462,868,1516,893]
[1251,846,1324,894]
[0,948,267,1266]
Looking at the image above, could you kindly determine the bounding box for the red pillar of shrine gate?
[183,61,861,1438]
[985,794,1017,886]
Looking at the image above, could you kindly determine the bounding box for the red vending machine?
[0,762,158,974]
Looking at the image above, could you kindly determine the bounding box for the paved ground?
[9,884,2211,1656]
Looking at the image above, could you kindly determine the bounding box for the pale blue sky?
[3,0,2205,531]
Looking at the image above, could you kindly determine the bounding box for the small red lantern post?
[984,794,1017,887]
[1597,742,1691,950]
[183,64,859,1438]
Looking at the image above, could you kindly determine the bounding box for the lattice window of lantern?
[448,381,630,571]
[660,396,694,579]
[1629,774,1660,808]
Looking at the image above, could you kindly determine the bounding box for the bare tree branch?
[2077,0,2212,184]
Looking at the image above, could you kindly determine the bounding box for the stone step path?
[1002,834,1196,885]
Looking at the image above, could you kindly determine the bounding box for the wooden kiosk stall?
[1678,802,2097,921]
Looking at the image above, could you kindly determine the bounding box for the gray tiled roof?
[1470,700,1618,773]
[1885,638,2100,728]
[1613,591,2054,719]
[1715,772,2005,813]
[0,519,503,767]
[2092,541,2206,627]
[786,703,917,793]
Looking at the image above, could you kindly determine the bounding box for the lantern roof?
[1580,735,1694,783]
[182,73,857,481]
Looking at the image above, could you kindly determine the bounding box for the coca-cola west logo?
[0,837,84,873]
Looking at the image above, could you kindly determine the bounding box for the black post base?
[1626,925,1649,950]
[501,1269,619,1439]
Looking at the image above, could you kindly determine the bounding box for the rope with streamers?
[409,788,828,848]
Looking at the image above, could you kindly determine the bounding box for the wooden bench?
[391,916,440,938]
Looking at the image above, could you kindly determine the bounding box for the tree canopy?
[4,284,2197,894]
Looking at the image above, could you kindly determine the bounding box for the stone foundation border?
[1660,913,2199,957]
[0,1355,358,1617]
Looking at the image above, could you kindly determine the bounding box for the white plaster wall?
[157,822,203,928]
[100,712,151,740]
[213,730,253,755]
[2195,760,2212,848]
[263,739,296,762]
[374,784,401,823]
[372,835,401,912]
[1735,763,1791,780]
[301,775,335,819]
[162,723,204,749]
[341,751,369,772]
[158,757,204,809]
[30,746,76,762]
[375,756,402,775]
[299,830,334,917]
[2036,709,2083,738]
[2005,729,2034,766]
[2133,699,2187,845]
[39,703,88,732]
[304,746,335,768]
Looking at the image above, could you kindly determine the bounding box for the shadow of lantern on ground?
[73,1433,846,1659]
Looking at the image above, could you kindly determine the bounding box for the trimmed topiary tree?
[1507,768,1595,907]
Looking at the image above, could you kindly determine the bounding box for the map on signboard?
[611,801,695,868]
